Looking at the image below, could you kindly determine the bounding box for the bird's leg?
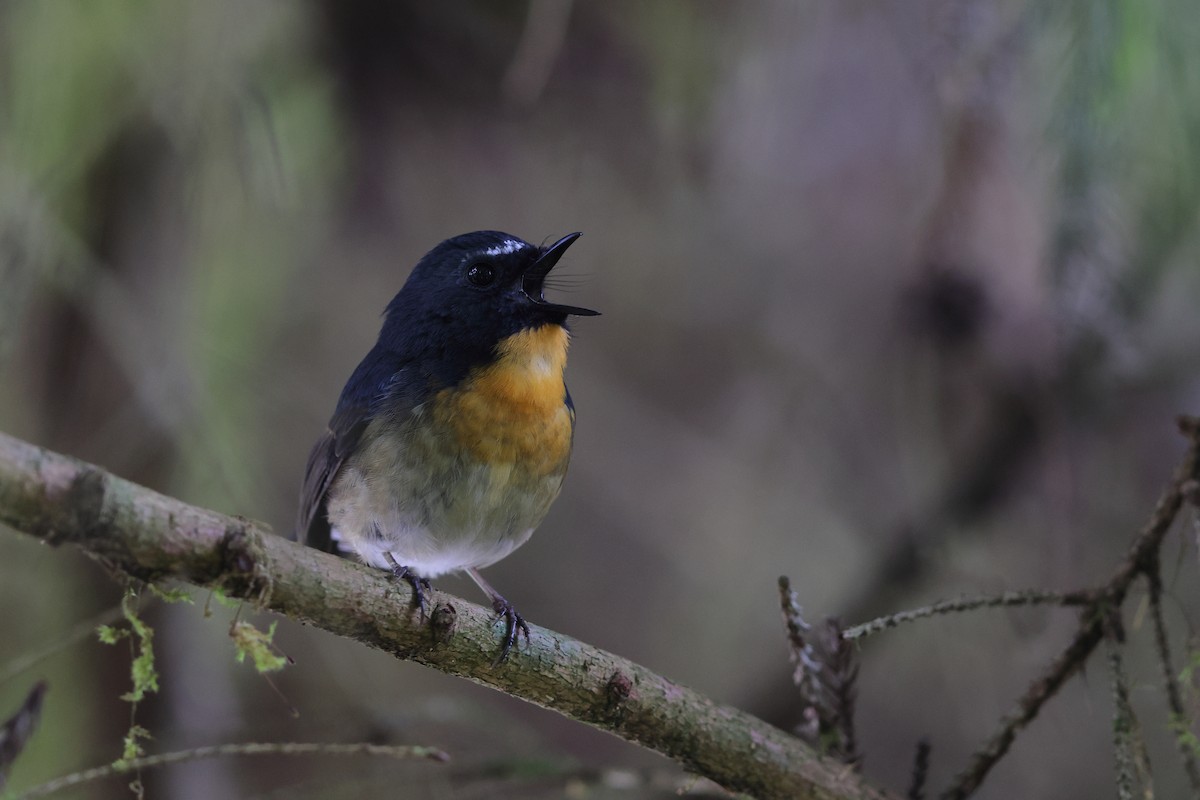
[466,568,530,663]
[384,552,431,620]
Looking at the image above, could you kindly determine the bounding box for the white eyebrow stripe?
[483,239,528,256]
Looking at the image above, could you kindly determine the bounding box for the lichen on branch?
[0,430,891,800]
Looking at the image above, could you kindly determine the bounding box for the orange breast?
[432,324,574,475]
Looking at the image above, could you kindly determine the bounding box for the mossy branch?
[0,431,893,800]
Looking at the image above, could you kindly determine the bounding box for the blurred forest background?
[2,1,1200,798]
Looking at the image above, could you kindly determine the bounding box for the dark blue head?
[377,231,597,379]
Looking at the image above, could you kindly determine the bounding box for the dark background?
[2,2,1199,798]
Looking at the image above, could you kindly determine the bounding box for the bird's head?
[379,231,597,375]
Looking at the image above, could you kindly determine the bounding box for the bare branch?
[907,738,931,800]
[0,431,893,800]
[779,580,862,767]
[939,416,1200,800]
[844,589,1092,641]
[0,682,47,790]
[1146,560,1200,792]
[0,606,123,685]
[1107,633,1147,800]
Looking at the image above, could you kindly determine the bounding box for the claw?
[384,554,431,620]
[491,595,531,665]
[467,567,531,664]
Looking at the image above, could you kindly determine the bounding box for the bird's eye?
[466,263,496,287]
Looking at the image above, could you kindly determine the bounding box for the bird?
[296,230,596,661]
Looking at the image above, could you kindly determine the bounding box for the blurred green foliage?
[1,1,1199,798]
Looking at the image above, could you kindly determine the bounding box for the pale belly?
[325,408,571,578]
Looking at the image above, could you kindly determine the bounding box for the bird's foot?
[465,568,530,664]
[385,557,431,620]
[490,594,531,665]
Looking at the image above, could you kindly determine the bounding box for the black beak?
[523,232,599,317]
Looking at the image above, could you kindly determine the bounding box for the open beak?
[523,232,599,317]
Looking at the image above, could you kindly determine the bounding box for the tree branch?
[939,415,1200,799]
[0,431,893,800]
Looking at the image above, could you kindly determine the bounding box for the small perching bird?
[297,231,596,660]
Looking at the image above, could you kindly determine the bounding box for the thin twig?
[844,590,1092,641]
[1107,635,1140,800]
[907,738,931,800]
[0,605,122,684]
[0,682,47,790]
[11,742,449,799]
[939,416,1200,800]
[1146,560,1200,792]
[942,606,1110,800]
[778,579,862,767]
[824,619,861,768]
[779,576,812,664]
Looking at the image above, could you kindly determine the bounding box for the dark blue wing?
[295,346,414,551]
